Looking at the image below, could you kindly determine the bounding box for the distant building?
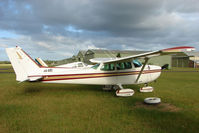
[76,50,87,62]
[171,51,199,68]
[187,51,199,68]
[171,52,190,68]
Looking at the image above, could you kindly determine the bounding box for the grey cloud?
[164,0,199,13]
[1,0,198,36]
[0,0,199,61]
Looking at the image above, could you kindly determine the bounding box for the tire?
[144,97,161,104]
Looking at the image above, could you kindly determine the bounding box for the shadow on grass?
[116,95,199,133]
[133,103,199,133]
[22,82,104,95]
[21,83,142,98]
[24,87,42,94]
[16,81,144,101]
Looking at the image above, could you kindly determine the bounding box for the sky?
[0,0,199,61]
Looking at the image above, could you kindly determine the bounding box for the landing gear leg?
[144,83,148,87]
[117,84,124,90]
[112,85,119,90]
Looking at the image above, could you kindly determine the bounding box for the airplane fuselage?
[28,64,161,85]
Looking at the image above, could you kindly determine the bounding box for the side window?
[116,62,125,70]
[116,62,132,70]
[124,62,132,69]
[78,63,83,67]
[101,63,115,71]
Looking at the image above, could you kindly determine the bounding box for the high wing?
[90,46,195,64]
[90,46,195,83]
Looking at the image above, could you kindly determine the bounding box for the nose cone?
[148,65,161,71]
[148,65,162,82]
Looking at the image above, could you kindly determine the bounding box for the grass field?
[0,65,199,133]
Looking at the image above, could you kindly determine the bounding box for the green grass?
[165,67,199,71]
[0,64,12,67]
[0,64,13,73]
[0,66,199,133]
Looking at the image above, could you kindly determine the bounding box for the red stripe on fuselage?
[33,69,161,81]
[28,69,161,78]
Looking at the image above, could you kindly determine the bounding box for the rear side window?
[116,62,132,70]
[101,63,115,71]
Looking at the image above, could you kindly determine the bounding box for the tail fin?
[6,46,41,82]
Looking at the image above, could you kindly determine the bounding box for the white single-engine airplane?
[6,46,195,96]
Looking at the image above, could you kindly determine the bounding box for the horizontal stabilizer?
[28,76,43,81]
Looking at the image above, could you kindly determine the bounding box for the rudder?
[6,46,40,82]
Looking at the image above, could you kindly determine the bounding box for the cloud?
[0,0,199,61]
[0,44,8,48]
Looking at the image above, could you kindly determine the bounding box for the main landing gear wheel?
[116,89,134,97]
[115,84,134,97]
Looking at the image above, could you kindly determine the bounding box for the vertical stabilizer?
[6,46,40,82]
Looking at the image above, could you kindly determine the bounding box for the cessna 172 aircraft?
[6,46,195,96]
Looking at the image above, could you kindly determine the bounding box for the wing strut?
[135,58,149,83]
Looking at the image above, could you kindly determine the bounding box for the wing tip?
[162,46,195,52]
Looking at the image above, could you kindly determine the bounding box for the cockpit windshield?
[132,59,142,67]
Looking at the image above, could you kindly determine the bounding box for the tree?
[116,53,121,58]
